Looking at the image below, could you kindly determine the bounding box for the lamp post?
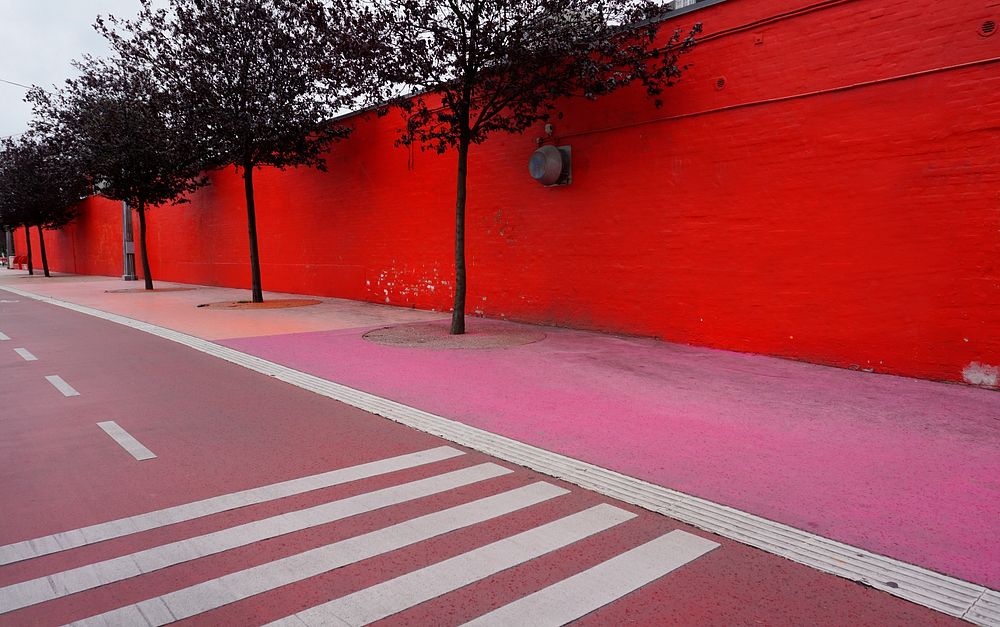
[3,226,12,266]
[122,201,136,280]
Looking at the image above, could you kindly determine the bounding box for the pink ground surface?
[220,321,1000,589]
[0,288,958,625]
[3,273,998,590]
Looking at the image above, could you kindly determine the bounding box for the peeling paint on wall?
[367,263,450,307]
[962,362,999,389]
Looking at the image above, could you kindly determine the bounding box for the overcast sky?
[0,0,166,139]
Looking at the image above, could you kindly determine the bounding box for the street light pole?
[122,201,136,280]
[3,226,12,264]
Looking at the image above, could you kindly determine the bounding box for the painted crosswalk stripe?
[13,348,35,361]
[464,530,720,626]
[44,374,79,397]
[97,421,157,461]
[0,331,8,341]
[0,445,463,566]
[0,463,511,614]
[267,503,637,627]
[69,482,569,627]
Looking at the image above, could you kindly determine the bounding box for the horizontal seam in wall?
[560,55,1000,140]
[689,0,861,45]
[323,0,861,128]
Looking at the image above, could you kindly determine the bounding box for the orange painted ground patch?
[196,299,322,309]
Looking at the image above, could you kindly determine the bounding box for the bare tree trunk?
[24,227,33,276]
[36,225,49,277]
[136,201,154,290]
[450,135,470,335]
[242,160,264,303]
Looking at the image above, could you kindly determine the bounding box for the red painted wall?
[18,0,1000,386]
[16,196,122,278]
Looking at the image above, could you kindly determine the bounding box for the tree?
[28,54,207,290]
[0,140,29,273]
[0,135,87,277]
[0,141,34,275]
[365,0,700,333]
[101,0,365,302]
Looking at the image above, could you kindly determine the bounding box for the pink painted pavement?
[219,322,1000,590]
[0,292,956,625]
[3,271,999,590]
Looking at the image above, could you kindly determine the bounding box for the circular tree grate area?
[105,287,198,293]
[196,299,322,309]
[363,319,546,349]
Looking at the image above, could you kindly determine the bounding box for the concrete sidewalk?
[2,270,998,592]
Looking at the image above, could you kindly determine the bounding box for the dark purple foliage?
[97,0,368,301]
[361,0,701,333]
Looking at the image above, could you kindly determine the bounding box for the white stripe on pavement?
[967,589,1000,626]
[268,504,637,627]
[13,348,35,361]
[0,463,511,614]
[464,530,720,626]
[0,331,8,341]
[69,482,569,627]
[0,446,463,566]
[44,374,79,396]
[96,421,157,461]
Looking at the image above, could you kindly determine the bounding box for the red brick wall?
[18,0,1000,386]
[18,196,122,278]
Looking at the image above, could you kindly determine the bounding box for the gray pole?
[122,202,136,280]
[4,227,12,259]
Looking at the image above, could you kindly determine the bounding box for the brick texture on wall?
[19,196,122,278]
[16,0,1000,386]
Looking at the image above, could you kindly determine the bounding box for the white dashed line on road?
[0,446,464,566]
[13,348,36,361]
[267,504,636,627]
[44,375,79,397]
[464,530,720,626]
[0,443,722,627]
[0,331,9,341]
[0,463,513,614]
[68,482,569,627]
[96,421,157,461]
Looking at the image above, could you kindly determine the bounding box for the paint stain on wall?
[962,362,999,388]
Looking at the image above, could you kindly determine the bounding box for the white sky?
[0,0,166,139]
